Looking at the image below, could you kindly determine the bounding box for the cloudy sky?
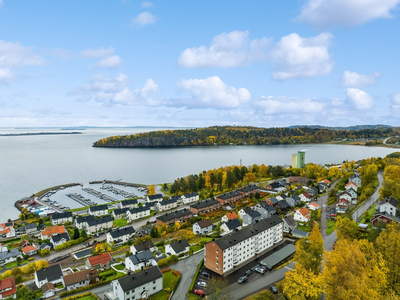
[1,0,400,127]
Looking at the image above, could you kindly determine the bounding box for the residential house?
[39,243,52,251]
[75,216,95,230]
[145,201,158,211]
[25,222,38,234]
[63,268,99,291]
[307,203,320,211]
[320,179,331,186]
[293,195,302,205]
[376,196,398,217]
[126,206,151,222]
[72,249,92,260]
[346,182,358,191]
[125,250,157,272]
[372,212,400,226]
[221,212,238,223]
[292,229,309,239]
[258,203,276,219]
[165,239,190,256]
[193,219,213,235]
[237,185,260,197]
[349,174,362,187]
[306,187,318,197]
[107,227,136,245]
[339,191,352,203]
[21,245,37,256]
[190,199,220,214]
[156,198,178,212]
[220,219,242,236]
[86,253,113,269]
[260,188,278,195]
[266,197,279,205]
[181,192,199,204]
[242,211,262,227]
[346,187,358,199]
[204,215,283,276]
[266,181,285,190]
[112,208,129,219]
[337,198,350,209]
[156,209,193,226]
[294,208,311,223]
[119,199,138,210]
[238,207,253,218]
[0,249,21,266]
[51,212,73,225]
[104,266,163,300]
[215,191,243,205]
[88,205,109,217]
[50,232,70,248]
[20,240,30,248]
[285,197,296,208]
[42,282,56,299]
[0,223,15,238]
[130,240,157,255]
[317,182,327,193]
[275,200,290,212]
[34,264,63,288]
[0,277,17,299]
[41,225,66,240]
[147,194,163,202]
[85,216,113,234]
[283,215,297,233]
[299,192,311,203]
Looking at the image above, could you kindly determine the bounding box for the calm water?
[1,127,398,219]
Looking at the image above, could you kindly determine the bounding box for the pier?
[66,193,97,206]
[89,180,146,188]
[100,185,137,198]
[82,188,117,202]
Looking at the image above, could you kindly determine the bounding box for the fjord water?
[1,127,398,219]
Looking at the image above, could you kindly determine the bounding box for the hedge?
[157,255,178,268]
[189,258,204,292]
[161,268,171,273]
[63,291,93,300]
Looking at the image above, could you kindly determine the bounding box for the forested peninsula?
[92,126,399,148]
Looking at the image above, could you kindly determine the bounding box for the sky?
[1,0,400,128]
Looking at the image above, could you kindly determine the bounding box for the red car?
[194,289,205,296]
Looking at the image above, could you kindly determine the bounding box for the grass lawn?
[19,259,29,266]
[326,219,336,235]
[113,219,128,227]
[187,294,202,300]
[296,223,311,232]
[113,263,125,271]
[74,295,98,300]
[149,290,170,300]
[149,270,181,300]
[190,245,202,253]
[5,261,18,269]
[44,221,51,227]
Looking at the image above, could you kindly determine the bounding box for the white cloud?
[341,71,380,87]
[141,1,153,8]
[269,32,334,80]
[0,40,45,68]
[0,68,14,83]
[255,95,327,115]
[132,12,156,27]
[294,0,400,28]
[48,48,74,59]
[346,88,374,110]
[175,76,251,109]
[79,47,115,59]
[177,30,271,68]
[91,55,123,69]
[391,93,400,111]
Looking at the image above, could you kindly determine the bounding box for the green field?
[113,219,128,227]
[326,219,336,235]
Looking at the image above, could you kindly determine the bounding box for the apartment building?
[51,212,73,225]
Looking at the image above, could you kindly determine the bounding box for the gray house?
[283,215,297,233]
[286,197,296,207]
[293,195,302,205]
[255,202,275,219]
[243,210,262,227]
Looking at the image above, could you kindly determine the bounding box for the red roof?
[22,245,37,254]
[297,208,311,218]
[346,182,358,188]
[0,277,16,298]
[87,252,112,267]
[225,212,238,220]
[302,192,310,198]
[322,179,330,184]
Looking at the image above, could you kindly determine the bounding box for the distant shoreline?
[0,132,82,137]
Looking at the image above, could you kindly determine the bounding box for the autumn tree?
[206,277,232,300]
[148,185,156,196]
[295,225,324,274]
[243,172,257,184]
[284,265,323,300]
[35,260,48,271]
[174,221,181,231]
[335,216,359,240]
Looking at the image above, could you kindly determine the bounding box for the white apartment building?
[156,198,178,212]
[126,206,150,222]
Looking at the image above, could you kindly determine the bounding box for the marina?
[100,184,137,198]
[82,187,118,202]
[66,193,98,207]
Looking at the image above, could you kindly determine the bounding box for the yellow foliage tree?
[148,185,155,196]
[335,216,359,240]
[95,243,104,253]
[22,265,30,275]
[284,265,323,300]
[2,271,11,278]
[174,221,181,231]
[295,225,324,274]
[243,172,257,184]
[35,260,48,271]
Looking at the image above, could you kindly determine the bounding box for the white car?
[197,281,207,287]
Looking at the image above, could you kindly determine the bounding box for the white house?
[75,216,95,230]
[88,205,109,217]
[0,249,21,266]
[299,193,311,203]
[181,192,199,204]
[126,206,151,222]
[51,212,73,225]
[119,199,138,210]
[125,250,157,272]
[238,207,253,218]
[50,232,70,248]
[156,198,178,211]
[85,216,114,234]
[105,266,163,300]
[35,264,64,288]
[41,282,56,299]
[376,196,398,217]
[339,191,352,203]
[130,240,157,255]
[349,174,362,187]
[147,194,163,202]
[293,208,311,223]
[165,239,190,256]
[63,268,99,291]
[307,203,320,211]
[193,219,213,235]
[346,187,357,199]
[107,227,135,245]
[220,219,242,236]
[112,208,129,219]
[346,182,358,191]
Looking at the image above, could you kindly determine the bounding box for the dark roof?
[184,192,199,197]
[247,211,261,219]
[383,196,399,208]
[35,264,63,282]
[51,212,72,220]
[128,249,155,265]
[216,191,242,200]
[242,207,253,214]
[190,199,219,209]
[0,248,20,261]
[87,216,113,227]
[133,240,155,252]
[39,243,52,250]
[280,194,287,199]
[73,248,92,259]
[117,266,163,292]
[283,215,297,228]
[159,198,178,205]
[350,174,361,179]
[145,201,157,208]
[109,226,135,239]
[237,185,260,193]
[196,219,213,228]
[269,198,278,204]
[156,209,192,222]
[292,229,309,237]
[170,196,182,201]
[169,239,190,253]
[25,223,37,229]
[120,199,138,207]
[89,205,108,212]
[113,208,129,215]
[214,215,283,250]
[277,200,290,209]
[268,182,282,189]
[293,195,301,201]
[264,205,276,212]
[76,215,95,224]
[128,206,150,214]
[223,219,242,231]
[50,232,70,244]
[147,194,163,201]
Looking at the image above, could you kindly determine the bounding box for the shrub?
[172,270,181,277]
[161,268,171,273]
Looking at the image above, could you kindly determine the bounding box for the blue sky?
[1,0,400,127]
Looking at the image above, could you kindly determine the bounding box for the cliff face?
[93,136,196,147]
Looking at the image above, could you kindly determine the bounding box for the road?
[318,181,338,240]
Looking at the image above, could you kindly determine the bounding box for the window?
[216,266,218,270]
[216,250,218,253]
[153,287,156,290]
[153,281,156,284]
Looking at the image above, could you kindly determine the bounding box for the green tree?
[335,217,359,240]
[73,227,80,240]
[206,277,232,300]
[80,229,88,240]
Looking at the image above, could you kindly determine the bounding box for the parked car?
[245,270,252,276]
[270,285,278,294]
[255,266,266,274]
[200,271,211,278]
[197,281,207,287]
[238,276,248,284]
[194,289,205,296]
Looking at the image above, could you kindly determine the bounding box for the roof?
[247,210,261,219]
[128,249,155,265]
[237,185,260,193]
[292,229,309,237]
[147,194,163,200]
[339,191,351,197]
[260,244,296,267]
[156,208,192,222]
[89,204,108,212]
[41,225,66,236]
[196,219,213,228]
[41,282,55,294]
[297,208,311,218]
[183,192,199,197]
[268,182,283,189]
[113,208,129,215]
[308,203,319,208]
[190,198,219,209]
[116,266,162,292]
[21,245,37,254]
[223,218,242,231]
[225,212,238,220]
[372,212,400,223]
[128,206,150,215]
[35,264,63,282]
[120,199,138,207]
[76,215,95,224]
[0,248,20,261]
[302,192,311,198]
[277,200,290,209]
[241,207,253,213]
[216,191,242,200]
[264,205,275,212]
[25,223,37,229]
[50,232,70,244]
[0,277,16,298]
[51,212,73,220]
[87,252,112,267]
[283,215,297,228]
[269,197,278,204]
[159,198,178,205]
[214,215,283,250]
[73,248,92,259]
[109,226,136,239]
[39,243,52,250]
[321,179,330,184]
[87,216,113,227]
[63,268,98,287]
[169,239,190,254]
[382,196,399,208]
[133,240,155,252]
[293,195,301,201]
